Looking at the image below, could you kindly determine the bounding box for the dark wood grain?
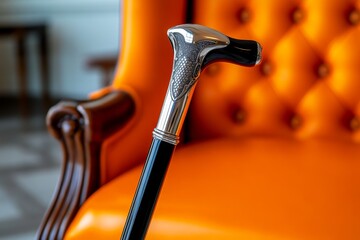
[36,90,135,240]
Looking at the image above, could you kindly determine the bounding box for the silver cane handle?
[153,24,262,145]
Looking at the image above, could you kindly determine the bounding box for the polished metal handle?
[153,24,262,145]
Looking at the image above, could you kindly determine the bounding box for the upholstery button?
[291,8,304,23]
[233,109,246,124]
[260,61,272,76]
[236,8,250,24]
[348,9,360,25]
[350,117,360,131]
[317,63,330,78]
[205,64,221,76]
[290,115,302,129]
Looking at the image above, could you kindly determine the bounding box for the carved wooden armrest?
[36,90,135,240]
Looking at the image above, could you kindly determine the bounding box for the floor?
[0,99,61,239]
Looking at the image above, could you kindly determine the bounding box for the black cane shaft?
[121,138,176,240]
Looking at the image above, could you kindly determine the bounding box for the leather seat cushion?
[65,137,360,239]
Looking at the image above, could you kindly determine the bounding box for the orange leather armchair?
[38,0,360,239]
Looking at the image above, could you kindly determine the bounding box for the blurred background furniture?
[38,0,360,239]
[0,2,121,239]
[86,55,117,87]
[0,23,49,117]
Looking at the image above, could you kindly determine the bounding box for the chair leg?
[38,25,50,114]
[16,32,28,118]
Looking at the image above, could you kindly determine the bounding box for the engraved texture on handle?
[169,33,216,101]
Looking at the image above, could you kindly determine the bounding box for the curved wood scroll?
[36,90,135,240]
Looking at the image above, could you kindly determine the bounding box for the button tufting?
[317,63,330,78]
[236,8,250,24]
[260,61,272,76]
[348,9,360,25]
[233,109,246,124]
[350,117,360,131]
[291,8,304,23]
[205,64,221,76]
[290,115,302,129]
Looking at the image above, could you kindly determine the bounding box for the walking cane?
[121,24,262,240]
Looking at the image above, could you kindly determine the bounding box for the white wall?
[0,0,120,98]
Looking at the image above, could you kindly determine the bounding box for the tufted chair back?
[189,0,360,142]
[103,0,360,184]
